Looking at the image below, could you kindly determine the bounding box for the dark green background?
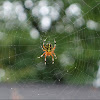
[0,0,100,84]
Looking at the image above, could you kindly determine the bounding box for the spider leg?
[43,43,46,49]
[45,55,47,65]
[53,53,57,59]
[37,52,45,58]
[53,39,56,50]
[41,46,46,51]
[51,54,54,64]
[43,39,47,49]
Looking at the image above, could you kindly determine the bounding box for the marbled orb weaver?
[38,39,57,65]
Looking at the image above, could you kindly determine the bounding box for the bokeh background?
[0,0,100,87]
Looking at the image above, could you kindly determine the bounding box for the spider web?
[0,0,100,99]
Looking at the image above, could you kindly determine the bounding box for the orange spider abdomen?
[46,52,51,56]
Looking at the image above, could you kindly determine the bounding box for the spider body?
[38,39,57,64]
[45,43,53,52]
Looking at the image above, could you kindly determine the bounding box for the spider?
[38,39,57,65]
